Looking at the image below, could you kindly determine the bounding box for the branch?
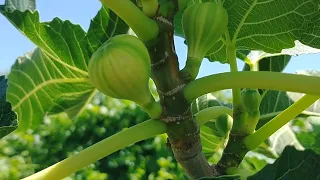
[243,94,319,150]
[184,71,320,103]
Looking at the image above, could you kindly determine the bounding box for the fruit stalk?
[100,0,159,42]
[181,57,202,80]
[243,94,319,150]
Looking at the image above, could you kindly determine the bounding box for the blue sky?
[0,0,319,76]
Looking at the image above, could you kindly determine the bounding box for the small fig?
[215,114,233,138]
[241,89,262,113]
[88,34,161,118]
[182,2,228,79]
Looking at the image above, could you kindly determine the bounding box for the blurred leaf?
[294,116,320,155]
[267,125,304,156]
[0,76,18,139]
[227,152,272,179]
[198,175,241,180]
[296,133,320,155]
[248,147,320,180]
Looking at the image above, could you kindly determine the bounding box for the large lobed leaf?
[0,1,130,130]
[248,146,320,180]
[0,76,18,138]
[175,0,320,63]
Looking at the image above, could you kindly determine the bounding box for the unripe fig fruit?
[88,34,161,118]
[241,89,262,113]
[182,2,228,79]
[215,114,233,138]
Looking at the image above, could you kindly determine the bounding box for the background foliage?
[0,93,185,180]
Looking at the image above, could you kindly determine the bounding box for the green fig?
[88,34,162,118]
[182,2,228,79]
[241,89,262,113]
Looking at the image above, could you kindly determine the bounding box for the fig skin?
[88,34,152,107]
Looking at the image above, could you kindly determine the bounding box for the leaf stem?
[194,106,233,126]
[23,119,167,180]
[100,0,159,42]
[243,94,319,150]
[236,51,252,65]
[184,71,320,103]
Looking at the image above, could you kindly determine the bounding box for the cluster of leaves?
[0,93,185,180]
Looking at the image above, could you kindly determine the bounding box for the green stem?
[23,120,167,180]
[100,0,159,42]
[243,94,319,150]
[236,51,252,65]
[194,106,233,126]
[184,71,320,103]
[226,42,241,107]
[250,61,259,71]
[141,96,163,119]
